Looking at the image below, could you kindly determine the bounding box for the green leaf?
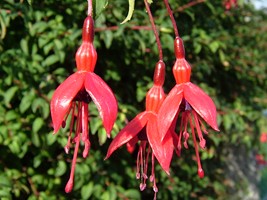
[101,191,110,200]
[43,54,59,66]
[209,41,220,53]
[0,11,7,39]
[20,93,34,114]
[93,0,109,18]
[20,39,29,55]
[103,30,113,49]
[31,131,40,147]
[0,175,12,188]
[4,86,18,108]
[33,117,44,133]
[33,155,42,168]
[121,0,135,24]
[81,182,94,199]
[124,189,141,199]
[55,161,67,177]
[98,128,107,145]
[46,132,57,145]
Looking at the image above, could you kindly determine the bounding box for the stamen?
[140,183,146,191]
[143,144,150,180]
[141,142,148,187]
[65,102,76,154]
[151,155,158,200]
[177,113,185,151]
[192,111,206,149]
[188,114,204,178]
[199,119,209,135]
[65,103,82,193]
[81,102,90,158]
[136,147,141,179]
[183,131,189,149]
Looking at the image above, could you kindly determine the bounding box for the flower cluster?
[50,0,219,197]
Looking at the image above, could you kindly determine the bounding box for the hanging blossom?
[50,16,117,192]
[106,61,173,199]
[224,0,238,10]
[157,37,219,178]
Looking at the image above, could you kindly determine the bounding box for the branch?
[177,0,206,12]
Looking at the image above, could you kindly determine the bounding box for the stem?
[87,0,93,16]
[163,0,179,37]
[177,0,206,12]
[144,0,163,60]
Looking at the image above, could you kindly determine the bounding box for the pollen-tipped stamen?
[189,114,204,178]
[65,102,76,154]
[136,148,141,179]
[150,154,158,200]
[81,102,90,158]
[192,111,206,149]
[65,103,82,193]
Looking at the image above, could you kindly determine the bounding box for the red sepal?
[85,72,118,137]
[146,114,173,174]
[157,84,183,141]
[105,112,150,159]
[50,72,86,133]
[184,82,219,131]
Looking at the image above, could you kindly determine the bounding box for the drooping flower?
[260,133,267,143]
[50,16,117,192]
[105,61,173,199]
[158,37,219,178]
[224,0,238,10]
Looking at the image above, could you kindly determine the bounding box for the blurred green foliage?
[0,0,267,199]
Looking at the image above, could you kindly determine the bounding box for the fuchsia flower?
[50,16,117,192]
[158,37,219,178]
[106,61,173,199]
[224,0,238,10]
[260,133,267,143]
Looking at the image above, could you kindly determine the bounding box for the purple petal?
[184,82,219,131]
[157,84,183,141]
[105,112,150,159]
[147,114,173,174]
[50,72,86,133]
[84,72,118,137]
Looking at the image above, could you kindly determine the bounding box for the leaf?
[103,30,113,49]
[20,39,29,55]
[93,0,109,18]
[33,117,44,133]
[121,0,135,24]
[98,128,107,146]
[0,11,7,39]
[55,161,67,177]
[81,182,94,199]
[4,86,18,108]
[20,93,34,114]
[43,54,59,66]
[209,41,220,53]
[124,189,141,199]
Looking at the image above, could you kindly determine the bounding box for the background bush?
[0,0,267,199]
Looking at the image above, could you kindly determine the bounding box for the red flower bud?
[82,16,94,43]
[174,37,185,59]
[153,60,165,86]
